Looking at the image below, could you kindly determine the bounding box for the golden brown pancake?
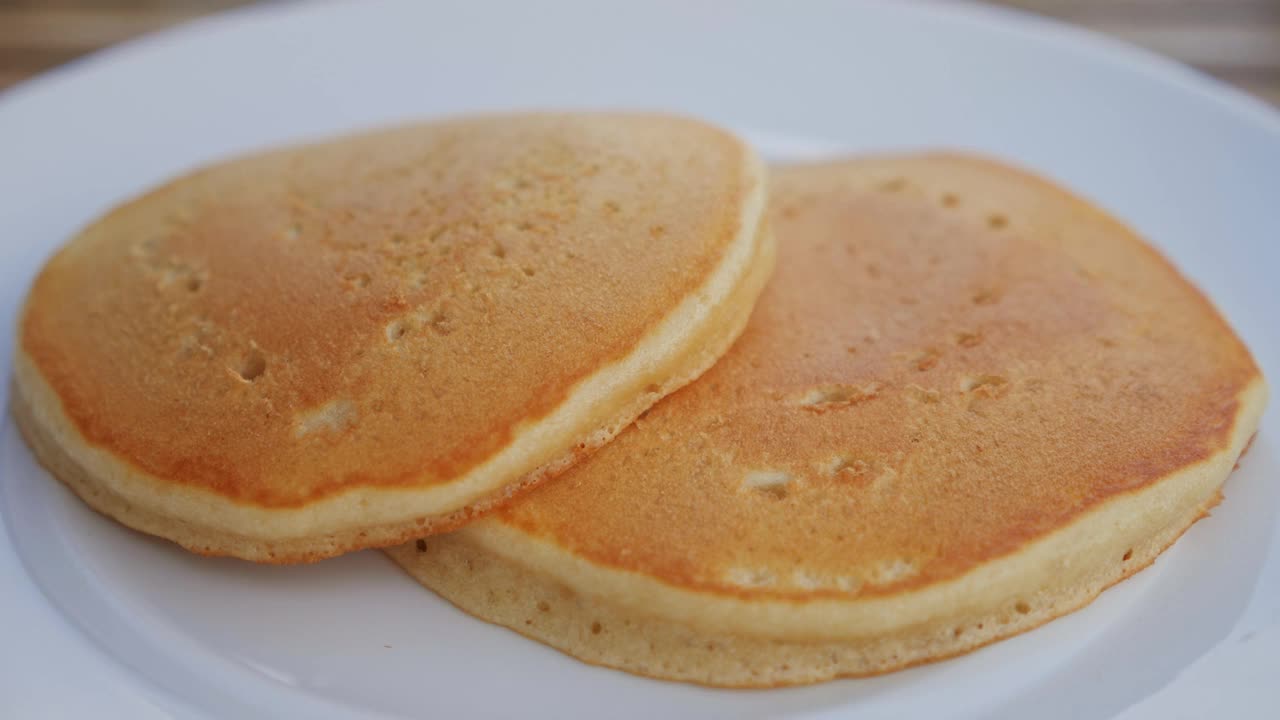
[13,113,774,563]
[387,153,1267,686]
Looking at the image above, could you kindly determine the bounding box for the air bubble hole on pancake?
[234,347,266,383]
[794,382,881,411]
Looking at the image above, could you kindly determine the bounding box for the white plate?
[1,1,1277,717]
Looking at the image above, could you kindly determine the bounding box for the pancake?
[13,113,774,563]
[387,153,1267,686]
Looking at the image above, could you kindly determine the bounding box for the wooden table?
[1,0,1277,106]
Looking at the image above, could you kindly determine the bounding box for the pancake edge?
[386,378,1266,686]
[10,151,774,564]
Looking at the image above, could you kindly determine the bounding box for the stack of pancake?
[13,113,1266,686]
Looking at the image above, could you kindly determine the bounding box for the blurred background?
[1,0,1277,106]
